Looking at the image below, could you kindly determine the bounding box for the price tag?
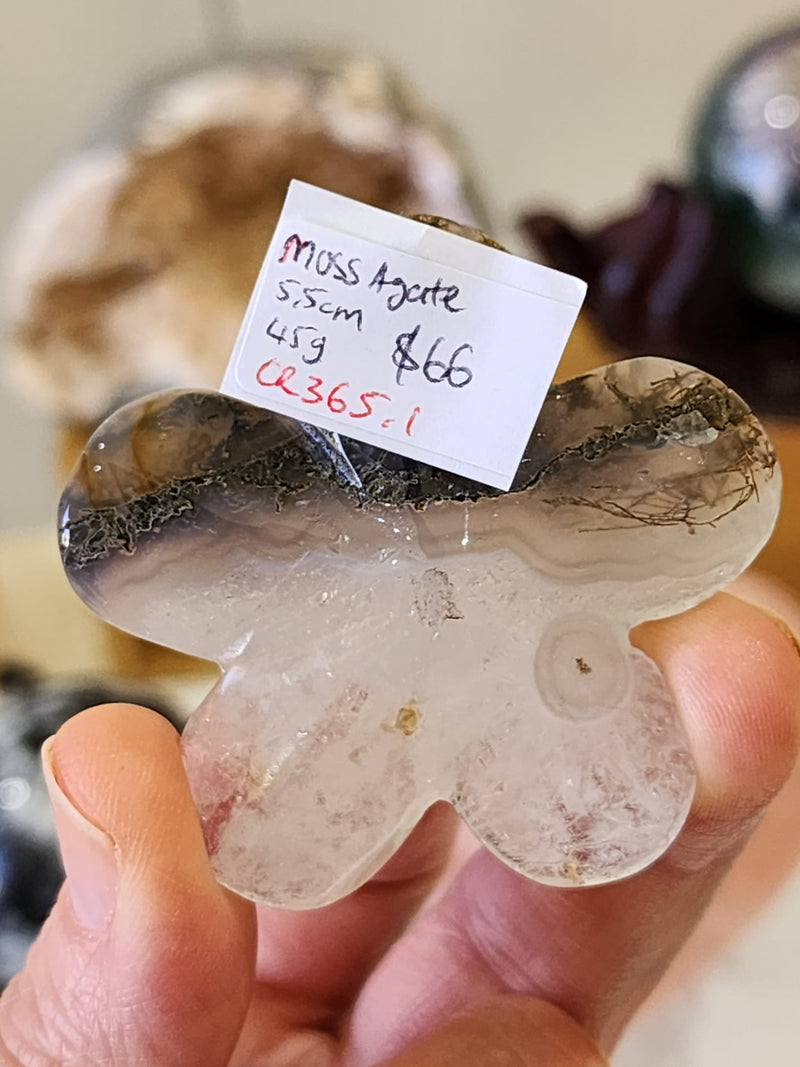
[221,181,586,490]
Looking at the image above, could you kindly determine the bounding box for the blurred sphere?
[692,24,800,311]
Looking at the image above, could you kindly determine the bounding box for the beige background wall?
[1,0,798,530]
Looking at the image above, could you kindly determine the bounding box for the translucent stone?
[58,358,781,907]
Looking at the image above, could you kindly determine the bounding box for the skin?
[0,591,798,1067]
[647,574,800,1005]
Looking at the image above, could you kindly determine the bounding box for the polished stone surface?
[59,358,781,907]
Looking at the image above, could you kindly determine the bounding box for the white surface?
[222,181,585,488]
[615,864,800,1065]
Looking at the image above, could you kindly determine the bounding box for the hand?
[0,593,798,1067]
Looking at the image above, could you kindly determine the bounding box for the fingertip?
[634,593,800,819]
[48,704,192,880]
[49,700,176,785]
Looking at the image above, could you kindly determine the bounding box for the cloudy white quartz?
[58,357,781,907]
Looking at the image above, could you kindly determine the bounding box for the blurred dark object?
[0,662,179,988]
[522,23,800,419]
[0,826,63,926]
[692,24,800,314]
[523,180,800,417]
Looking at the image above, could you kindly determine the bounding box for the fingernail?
[768,612,800,664]
[729,588,800,664]
[42,737,118,929]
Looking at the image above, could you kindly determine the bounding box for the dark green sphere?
[692,24,800,311]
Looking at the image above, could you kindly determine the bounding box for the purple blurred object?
[521,23,800,417]
[523,181,799,417]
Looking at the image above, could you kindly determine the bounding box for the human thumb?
[0,704,255,1066]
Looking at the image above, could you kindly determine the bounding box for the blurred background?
[1,0,798,530]
[1,1,799,1062]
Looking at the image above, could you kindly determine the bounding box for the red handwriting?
[255,360,420,436]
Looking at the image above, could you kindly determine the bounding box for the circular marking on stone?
[535,614,633,721]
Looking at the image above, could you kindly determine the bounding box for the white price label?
[221,181,586,490]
